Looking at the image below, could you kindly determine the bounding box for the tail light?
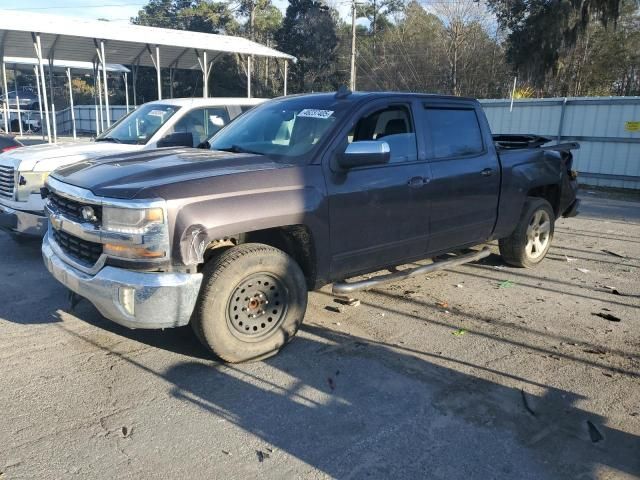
[1,145,19,153]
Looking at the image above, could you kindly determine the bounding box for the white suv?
[0,97,265,237]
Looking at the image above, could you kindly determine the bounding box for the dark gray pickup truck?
[42,91,579,362]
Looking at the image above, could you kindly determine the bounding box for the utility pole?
[350,0,357,90]
[372,0,377,56]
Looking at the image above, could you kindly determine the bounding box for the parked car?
[0,87,40,110]
[42,91,579,362]
[0,133,23,154]
[0,97,265,237]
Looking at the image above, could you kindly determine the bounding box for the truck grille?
[48,191,102,223]
[52,228,103,265]
[0,165,15,199]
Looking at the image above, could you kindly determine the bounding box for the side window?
[425,108,484,159]
[348,105,417,163]
[169,108,208,147]
[206,107,231,137]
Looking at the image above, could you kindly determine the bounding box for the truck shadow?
[165,327,640,478]
[56,318,640,479]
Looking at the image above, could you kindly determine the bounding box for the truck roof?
[276,91,479,104]
[142,97,268,108]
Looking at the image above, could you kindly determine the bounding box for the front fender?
[171,175,329,272]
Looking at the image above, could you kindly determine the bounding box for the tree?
[431,0,489,95]
[485,0,639,85]
[274,0,345,92]
[133,0,246,98]
[357,0,404,54]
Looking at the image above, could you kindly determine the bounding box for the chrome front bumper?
[42,235,203,329]
[0,204,47,236]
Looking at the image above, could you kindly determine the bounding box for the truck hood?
[0,142,140,172]
[50,148,294,199]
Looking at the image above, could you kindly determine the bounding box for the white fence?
[56,105,130,135]
[480,97,640,190]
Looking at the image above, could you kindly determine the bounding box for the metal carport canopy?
[0,10,295,69]
[0,10,295,142]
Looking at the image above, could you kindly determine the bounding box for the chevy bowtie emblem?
[50,213,62,230]
[81,206,98,223]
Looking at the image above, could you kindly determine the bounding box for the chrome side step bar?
[332,247,492,295]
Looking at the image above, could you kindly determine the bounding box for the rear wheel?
[192,243,308,363]
[499,197,555,268]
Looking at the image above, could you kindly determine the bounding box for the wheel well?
[204,225,317,289]
[526,184,560,216]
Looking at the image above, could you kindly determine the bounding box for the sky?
[0,0,306,24]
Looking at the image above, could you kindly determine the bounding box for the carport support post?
[34,33,52,144]
[247,55,252,98]
[283,59,288,96]
[1,61,8,133]
[66,68,76,140]
[33,66,45,141]
[14,66,23,137]
[100,41,111,127]
[15,95,23,137]
[132,61,139,107]
[52,103,57,143]
[155,46,162,100]
[92,64,100,135]
[203,51,208,98]
[96,70,104,132]
[124,72,130,114]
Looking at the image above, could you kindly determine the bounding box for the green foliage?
[122,0,638,100]
[485,0,640,85]
[274,0,346,93]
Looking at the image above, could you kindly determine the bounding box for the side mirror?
[197,140,210,149]
[338,141,390,169]
[157,131,193,148]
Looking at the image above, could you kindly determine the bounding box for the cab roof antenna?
[335,86,352,99]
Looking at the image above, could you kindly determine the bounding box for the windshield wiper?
[95,136,122,143]
[215,144,263,155]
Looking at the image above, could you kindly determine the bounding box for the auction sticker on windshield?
[298,109,334,119]
[148,110,168,117]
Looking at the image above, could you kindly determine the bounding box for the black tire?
[499,197,555,268]
[192,243,308,363]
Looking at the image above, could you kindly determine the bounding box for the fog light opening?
[118,287,136,316]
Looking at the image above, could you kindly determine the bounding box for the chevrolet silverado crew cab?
[42,91,579,362]
[0,97,264,237]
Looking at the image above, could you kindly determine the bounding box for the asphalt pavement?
[1,190,639,479]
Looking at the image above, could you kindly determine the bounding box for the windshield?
[209,97,348,160]
[96,103,180,145]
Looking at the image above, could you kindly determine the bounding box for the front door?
[323,100,432,280]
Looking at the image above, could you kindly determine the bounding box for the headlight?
[102,206,169,260]
[16,172,49,201]
[102,206,164,234]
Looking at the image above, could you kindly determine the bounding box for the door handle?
[408,176,428,188]
[481,168,494,177]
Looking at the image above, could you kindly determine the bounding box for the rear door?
[324,99,432,279]
[420,102,500,254]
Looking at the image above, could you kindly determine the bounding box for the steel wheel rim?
[525,209,551,259]
[226,273,289,340]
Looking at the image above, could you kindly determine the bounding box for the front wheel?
[499,197,555,268]
[192,243,308,363]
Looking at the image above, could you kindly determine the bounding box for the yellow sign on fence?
[626,121,640,132]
